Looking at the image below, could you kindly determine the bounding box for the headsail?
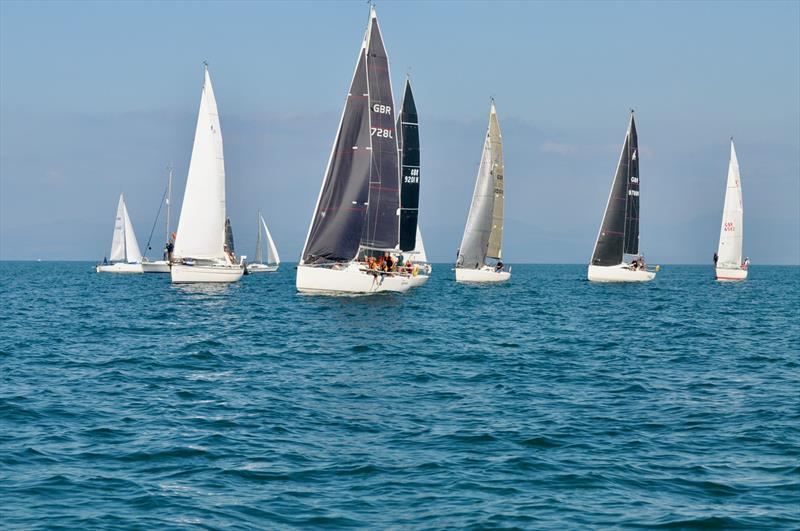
[717,139,743,267]
[174,65,227,261]
[122,198,142,263]
[397,78,420,251]
[224,217,235,253]
[110,194,127,262]
[263,216,280,265]
[591,112,639,267]
[457,101,504,269]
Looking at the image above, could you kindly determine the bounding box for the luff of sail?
[717,140,743,267]
[174,65,227,262]
[458,101,504,269]
[301,18,372,264]
[398,78,420,252]
[591,112,639,267]
[360,7,400,251]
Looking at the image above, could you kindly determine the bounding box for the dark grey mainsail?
[591,112,640,266]
[360,11,400,251]
[224,217,235,253]
[397,78,420,251]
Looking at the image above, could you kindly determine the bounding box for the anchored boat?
[171,65,244,284]
[715,139,748,281]
[455,101,510,283]
[588,111,656,283]
[96,194,144,274]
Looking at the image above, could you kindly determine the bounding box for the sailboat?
[247,211,280,273]
[96,194,144,273]
[715,139,748,281]
[296,6,414,295]
[455,100,510,283]
[141,167,173,273]
[171,65,244,283]
[588,111,656,282]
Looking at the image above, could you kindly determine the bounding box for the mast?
[165,165,173,246]
[398,77,420,251]
[255,210,263,264]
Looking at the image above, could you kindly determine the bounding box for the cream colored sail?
[109,194,142,263]
[717,140,744,268]
[174,65,227,261]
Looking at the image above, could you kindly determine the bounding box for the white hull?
[171,263,244,283]
[141,261,171,273]
[408,274,429,287]
[455,266,511,283]
[716,267,748,281]
[297,263,412,295]
[247,263,279,274]
[96,262,143,274]
[588,263,655,283]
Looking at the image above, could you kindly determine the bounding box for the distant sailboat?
[715,139,748,281]
[141,167,173,273]
[247,212,280,273]
[171,65,244,283]
[296,6,415,294]
[96,194,144,273]
[588,111,656,282]
[455,100,510,283]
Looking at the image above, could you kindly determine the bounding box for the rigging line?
[143,181,169,256]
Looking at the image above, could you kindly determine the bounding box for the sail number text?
[372,104,392,114]
[404,168,419,184]
[371,127,393,139]
[723,222,735,232]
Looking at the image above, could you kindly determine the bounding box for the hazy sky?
[1,0,798,263]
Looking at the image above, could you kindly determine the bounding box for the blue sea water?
[1,262,798,529]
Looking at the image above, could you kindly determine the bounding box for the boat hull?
[247,264,279,274]
[171,263,244,283]
[141,261,171,273]
[96,263,143,274]
[455,266,510,283]
[716,267,748,281]
[296,263,412,295]
[588,263,655,283]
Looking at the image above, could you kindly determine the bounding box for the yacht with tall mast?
[715,139,748,281]
[96,194,144,273]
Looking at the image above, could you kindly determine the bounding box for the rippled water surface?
[1,262,798,529]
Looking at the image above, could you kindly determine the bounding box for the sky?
[1,0,798,264]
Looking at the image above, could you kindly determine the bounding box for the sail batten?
[717,140,744,267]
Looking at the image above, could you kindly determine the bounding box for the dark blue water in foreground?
[1,262,798,529]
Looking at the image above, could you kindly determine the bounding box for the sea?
[1,262,798,529]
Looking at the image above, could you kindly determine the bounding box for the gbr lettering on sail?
[371,103,393,138]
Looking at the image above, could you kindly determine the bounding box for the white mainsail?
[109,194,142,263]
[174,65,227,262]
[408,225,428,263]
[263,215,280,265]
[458,101,504,269]
[717,140,744,268]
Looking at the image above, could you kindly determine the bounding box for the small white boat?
[171,64,243,284]
[247,211,280,273]
[715,139,748,281]
[141,260,171,273]
[588,111,656,283]
[96,194,144,274]
[455,100,509,284]
[296,7,418,295]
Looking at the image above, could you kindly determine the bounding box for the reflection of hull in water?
[588,263,655,283]
[141,260,171,273]
[171,262,244,283]
[297,263,412,295]
[96,262,143,274]
[247,263,279,274]
[455,266,510,283]
[716,266,747,281]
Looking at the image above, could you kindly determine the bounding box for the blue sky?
[1,0,798,263]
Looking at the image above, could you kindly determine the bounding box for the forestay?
[458,101,504,269]
[717,140,743,267]
[174,66,227,261]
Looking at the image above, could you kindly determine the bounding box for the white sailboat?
[171,65,244,283]
[247,212,280,273]
[141,166,173,273]
[455,100,510,283]
[715,139,748,281]
[96,194,144,273]
[296,7,415,295]
[588,111,656,282]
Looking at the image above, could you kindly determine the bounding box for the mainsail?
[174,65,227,261]
[457,101,504,269]
[398,78,420,251]
[255,213,280,265]
[717,140,743,267]
[109,194,142,263]
[224,217,235,253]
[301,7,399,263]
[591,112,640,267]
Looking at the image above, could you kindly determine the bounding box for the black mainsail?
[224,217,235,253]
[301,7,399,263]
[591,112,640,266]
[397,78,420,251]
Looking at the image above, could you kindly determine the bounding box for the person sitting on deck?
[495,261,504,272]
[639,256,646,270]
[743,257,750,270]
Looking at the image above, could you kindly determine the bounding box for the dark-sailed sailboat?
[588,111,656,282]
[296,6,415,294]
